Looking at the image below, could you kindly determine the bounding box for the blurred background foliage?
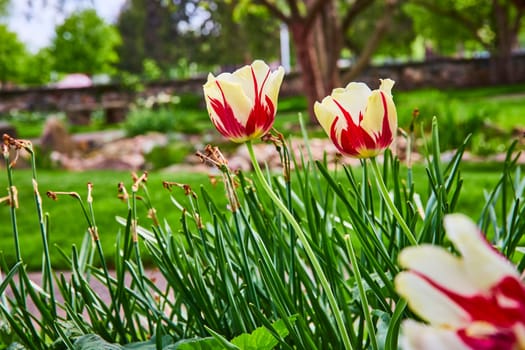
[0,0,522,87]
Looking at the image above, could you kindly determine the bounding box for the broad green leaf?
[230,318,294,350]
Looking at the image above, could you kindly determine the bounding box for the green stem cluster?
[246,140,353,350]
[369,157,418,245]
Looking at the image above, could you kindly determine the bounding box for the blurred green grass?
[0,162,506,270]
[0,169,226,270]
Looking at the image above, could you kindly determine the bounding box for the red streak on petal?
[245,66,274,137]
[375,91,393,148]
[415,273,525,328]
[458,327,516,350]
[330,100,377,157]
[208,81,246,139]
[412,272,525,349]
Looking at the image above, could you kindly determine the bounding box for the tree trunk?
[316,0,342,91]
[490,0,518,83]
[289,21,327,123]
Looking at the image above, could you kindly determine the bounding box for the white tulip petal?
[402,320,470,350]
[398,245,479,295]
[212,71,237,84]
[379,78,398,133]
[379,78,395,96]
[250,60,273,90]
[395,272,470,327]
[314,97,339,136]
[360,90,387,136]
[444,214,519,290]
[263,66,285,107]
[361,80,397,137]
[231,64,257,103]
[229,60,278,104]
[333,82,371,125]
[203,78,223,124]
[203,78,252,127]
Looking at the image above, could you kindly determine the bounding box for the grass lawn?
[0,169,227,270]
[0,160,509,270]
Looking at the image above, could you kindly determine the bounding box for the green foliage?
[124,107,177,136]
[145,142,194,169]
[229,317,296,349]
[117,71,145,93]
[395,85,525,154]
[70,318,294,349]
[0,170,224,271]
[0,164,505,272]
[1,110,51,138]
[0,24,29,85]
[51,9,122,75]
[124,92,211,136]
[73,334,178,349]
[0,0,9,17]
[345,1,416,59]
[402,0,524,60]
[20,48,54,85]
[142,58,163,81]
[0,30,53,86]
[207,1,280,66]
[116,0,280,75]
[402,1,484,55]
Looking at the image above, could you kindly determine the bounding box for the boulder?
[40,117,75,156]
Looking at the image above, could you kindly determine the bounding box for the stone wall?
[282,54,525,95]
[1,54,524,114]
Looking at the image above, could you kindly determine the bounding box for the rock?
[40,117,75,156]
[51,132,169,171]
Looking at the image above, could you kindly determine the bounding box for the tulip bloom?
[395,214,525,350]
[203,60,285,143]
[314,79,397,158]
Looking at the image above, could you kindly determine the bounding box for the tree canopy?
[406,0,525,81]
[0,0,9,18]
[0,24,28,86]
[51,9,122,75]
[115,0,281,77]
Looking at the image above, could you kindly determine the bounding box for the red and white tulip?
[395,214,525,350]
[203,60,285,143]
[314,79,397,158]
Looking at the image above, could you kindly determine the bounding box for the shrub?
[145,141,194,169]
[124,107,177,136]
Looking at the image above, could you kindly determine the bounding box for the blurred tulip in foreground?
[314,79,397,158]
[203,60,285,143]
[395,214,525,350]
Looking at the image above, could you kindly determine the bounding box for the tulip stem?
[246,141,353,350]
[344,234,378,350]
[369,157,418,245]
